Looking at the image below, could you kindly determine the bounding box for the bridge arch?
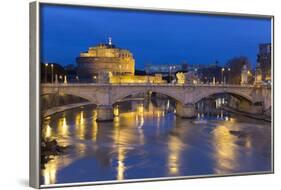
[192,88,254,104]
[111,88,185,105]
[40,91,100,106]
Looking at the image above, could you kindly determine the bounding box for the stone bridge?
[41,83,271,121]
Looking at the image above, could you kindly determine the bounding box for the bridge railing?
[41,82,261,88]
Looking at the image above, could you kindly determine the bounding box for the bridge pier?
[96,105,114,122]
[176,103,196,119]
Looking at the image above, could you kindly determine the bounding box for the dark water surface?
[41,99,271,185]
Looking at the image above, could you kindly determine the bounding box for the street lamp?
[51,64,54,84]
[221,68,225,84]
[44,63,48,83]
[169,66,173,83]
[227,68,230,84]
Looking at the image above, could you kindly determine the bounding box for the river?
[41,97,272,185]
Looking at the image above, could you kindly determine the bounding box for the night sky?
[40,4,271,69]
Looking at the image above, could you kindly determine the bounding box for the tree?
[225,56,252,84]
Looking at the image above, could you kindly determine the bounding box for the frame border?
[29,1,274,188]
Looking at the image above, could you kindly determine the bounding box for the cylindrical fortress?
[76,40,135,79]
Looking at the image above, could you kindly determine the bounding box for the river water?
[41,98,272,185]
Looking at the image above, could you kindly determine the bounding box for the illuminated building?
[257,43,271,81]
[76,38,166,84]
[76,37,135,79]
[109,73,166,84]
[76,38,167,84]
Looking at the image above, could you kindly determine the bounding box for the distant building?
[257,43,271,81]
[145,63,188,75]
[188,63,223,84]
[188,63,218,71]
[76,37,135,79]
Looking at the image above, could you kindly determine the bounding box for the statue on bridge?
[241,64,249,85]
[176,72,185,84]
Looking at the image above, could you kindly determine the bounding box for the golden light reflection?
[42,156,57,185]
[168,136,183,175]
[111,109,150,180]
[137,104,144,114]
[44,124,52,139]
[57,117,69,137]
[75,111,86,140]
[136,114,144,128]
[212,124,239,174]
[114,105,119,116]
[92,110,98,142]
[136,114,145,145]
[117,147,126,180]
[42,155,72,185]
[112,120,127,180]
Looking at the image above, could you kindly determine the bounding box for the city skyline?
[40,4,271,69]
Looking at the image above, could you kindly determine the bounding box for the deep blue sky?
[40,4,271,69]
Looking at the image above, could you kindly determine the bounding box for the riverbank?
[222,106,271,122]
[42,102,94,118]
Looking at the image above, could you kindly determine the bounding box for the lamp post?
[227,68,230,84]
[221,68,225,84]
[172,66,176,84]
[169,66,172,83]
[51,64,54,84]
[44,63,48,83]
[247,70,251,84]
[194,68,198,84]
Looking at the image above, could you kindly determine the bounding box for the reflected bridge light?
[42,157,57,185]
[44,124,52,139]
[137,104,144,114]
[114,105,119,117]
[58,116,69,137]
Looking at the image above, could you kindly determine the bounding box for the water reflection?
[41,97,271,185]
[42,156,57,185]
[58,116,69,138]
[42,155,72,185]
[212,124,239,173]
[168,136,183,175]
[75,111,85,140]
[113,123,127,180]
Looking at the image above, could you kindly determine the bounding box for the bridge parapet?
[41,83,271,120]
